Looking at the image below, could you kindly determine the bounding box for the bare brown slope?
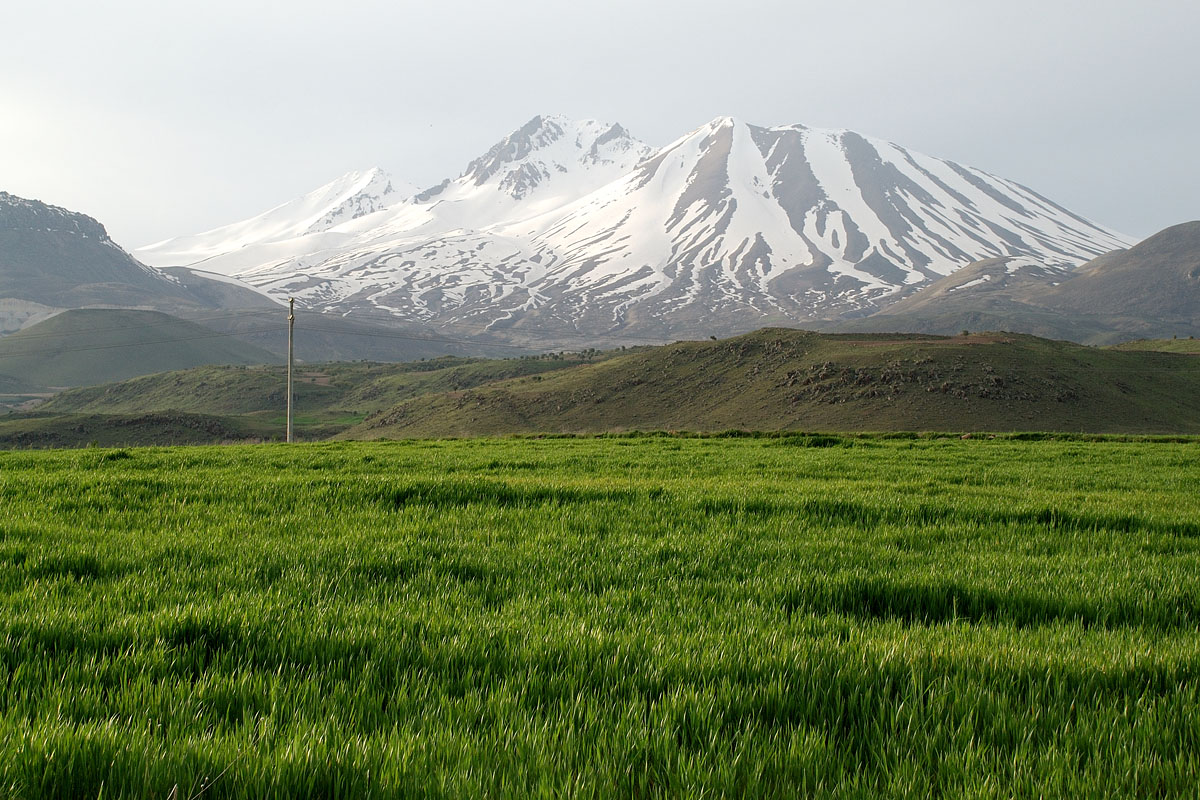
[838,222,1200,343]
[836,257,1109,342]
[1044,221,1200,321]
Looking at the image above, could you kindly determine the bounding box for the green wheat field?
[2,434,1199,797]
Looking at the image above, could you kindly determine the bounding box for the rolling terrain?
[11,327,1200,447]
[347,329,1200,437]
[0,309,277,391]
[14,353,608,445]
[1110,337,1200,354]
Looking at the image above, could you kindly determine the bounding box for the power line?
[295,322,538,350]
[1,309,282,342]
[294,305,679,345]
[281,322,1200,371]
[0,326,282,359]
[3,316,1196,370]
[1,301,1196,370]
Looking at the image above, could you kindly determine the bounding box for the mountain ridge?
[137,168,413,268]
[0,191,288,319]
[1,191,195,310]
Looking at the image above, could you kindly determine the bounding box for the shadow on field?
[374,480,657,510]
[698,496,1200,539]
[374,479,1200,542]
[27,553,121,582]
[781,576,1200,631]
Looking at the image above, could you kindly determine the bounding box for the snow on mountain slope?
[458,118,1130,331]
[158,266,285,308]
[136,168,412,267]
[407,115,656,230]
[137,116,1132,340]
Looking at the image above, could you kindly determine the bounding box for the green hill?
[26,352,602,443]
[344,329,1200,437]
[40,355,591,415]
[0,372,41,393]
[186,311,516,363]
[1108,338,1200,354]
[0,309,277,389]
[0,412,271,448]
[15,328,1200,445]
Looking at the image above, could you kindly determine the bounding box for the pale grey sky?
[2,0,1196,247]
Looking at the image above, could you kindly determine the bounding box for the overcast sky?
[2,0,1196,247]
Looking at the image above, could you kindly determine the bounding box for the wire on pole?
[286,298,294,443]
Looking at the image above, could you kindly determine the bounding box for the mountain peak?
[302,167,403,233]
[417,115,654,206]
[0,192,195,310]
[0,191,112,242]
[458,115,646,188]
[136,167,415,266]
[461,116,568,186]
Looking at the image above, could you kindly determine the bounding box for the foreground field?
[2,436,1199,797]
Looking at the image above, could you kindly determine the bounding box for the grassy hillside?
[188,310,518,362]
[0,308,278,388]
[19,328,1200,445]
[1109,337,1200,354]
[833,306,1119,344]
[348,329,1200,437]
[41,355,596,415]
[0,412,278,448]
[23,353,608,444]
[2,438,1199,795]
[0,372,44,394]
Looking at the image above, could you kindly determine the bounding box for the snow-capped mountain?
[137,167,412,268]
[135,115,1131,341]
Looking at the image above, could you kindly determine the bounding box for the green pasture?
[1,435,1198,797]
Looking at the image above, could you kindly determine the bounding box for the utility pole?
[286,297,294,443]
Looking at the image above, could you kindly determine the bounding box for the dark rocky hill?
[0,192,202,310]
